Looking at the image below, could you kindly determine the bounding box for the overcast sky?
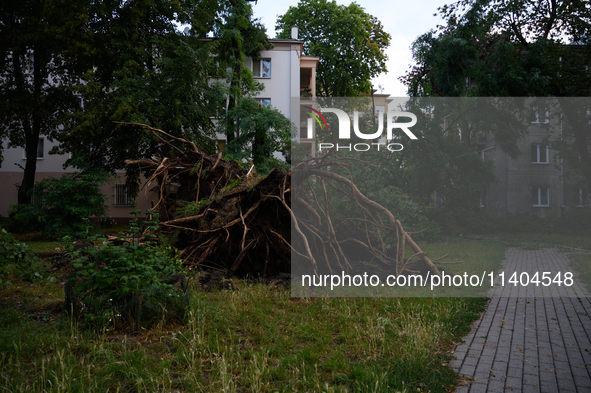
[251,0,450,97]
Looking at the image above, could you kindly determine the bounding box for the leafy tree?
[0,0,91,204]
[275,0,390,96]
[402,0,591,188]
[211,0,272,144]
[210,0,296,171]
[56,0,226,191]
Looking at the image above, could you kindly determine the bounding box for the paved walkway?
[451,248,591,392]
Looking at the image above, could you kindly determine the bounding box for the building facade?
[480,101,588,218]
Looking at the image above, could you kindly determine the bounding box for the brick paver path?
[451,248,591,392]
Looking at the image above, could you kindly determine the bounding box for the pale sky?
[251,0,450,97]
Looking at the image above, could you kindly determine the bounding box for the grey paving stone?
[491,360,508,374]
[570,365,589,377]
[463,356,479,367]
[522,384,540,393]
[477,355,494,368]
[554,361,571,371]
[494,350,511,363]
[454,384,470,393]
[524,356,539,368]
[472,371,490,383]
[523,373,539,386]
[460,364,476,377]
[466,382,488,393]
[449,359,463,371]
[539,371,557,383]
[480,347,496,358]
[572,373,591,389]
[504,376,522,390]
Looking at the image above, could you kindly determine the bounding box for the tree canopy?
[275,0,390,97]
[402,0,591,190]
[1,0,280,202]
[56,0,228,191]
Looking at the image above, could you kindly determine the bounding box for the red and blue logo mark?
[304,106,328,130]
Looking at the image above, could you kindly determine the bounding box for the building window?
[531,106,549,123]
[253,58,271,78]
[531,143,549,164]
[114,184,134,206]
[480,195,487,208]
[532,187,550,207]
[255,98,271,108]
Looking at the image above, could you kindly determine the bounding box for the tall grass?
[0,239,510,392]
[0,289,487,392]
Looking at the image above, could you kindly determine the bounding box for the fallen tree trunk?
[123,123,439,279]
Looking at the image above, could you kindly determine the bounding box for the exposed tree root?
[125,123,439,279]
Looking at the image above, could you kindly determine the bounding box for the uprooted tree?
[124,123,441,280]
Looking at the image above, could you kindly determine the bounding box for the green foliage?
[10,167,108,238]
[253,156,291,175]
[52,0,254,186]
[218,179,242,196]
[210,0,271,147]
[276,0,391,96]
[175,199,210,218]
[66,209,186,328]
[219,97,294,168]
[0,228,39,285]
[59,35,223,182]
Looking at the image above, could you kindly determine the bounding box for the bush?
[65,209,188,330]
[10,167,109,238]
[0,228,39,285]
[553,208,591,235]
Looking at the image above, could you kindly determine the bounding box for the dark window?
[255,98,271,108]
[532,187,550,206]
[253,58,271,78]
[531,144,549,164]
[114,184,134,206]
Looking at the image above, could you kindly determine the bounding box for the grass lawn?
[496,233,591,251]
[0,239,508,392]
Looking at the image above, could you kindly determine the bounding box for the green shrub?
[65,209,188,329]
[10,167,109,238]
[0,228,39,285]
